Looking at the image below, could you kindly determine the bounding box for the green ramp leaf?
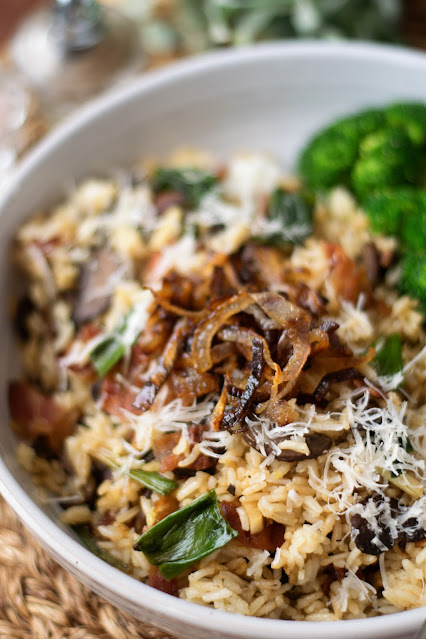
[134,489,238,579]
[372,333,403,378]
[104,457,178,496]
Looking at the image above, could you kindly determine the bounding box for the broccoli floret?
[385,103,426,147]
[399,254,426,311]
[362,188,426,251]
[298,109,385,191]
[399,191,426,253]
[362,188,419,236]
[351,128,421,198]
[298,103,426,195]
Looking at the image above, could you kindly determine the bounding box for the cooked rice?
[9,150,426,622]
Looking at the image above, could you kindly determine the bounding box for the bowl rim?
[1,40,426,638]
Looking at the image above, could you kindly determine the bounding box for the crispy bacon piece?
[153,427,216,474]
[153,494,180,524]
[148,566,179,595]
[322,565,346,596]
[220,500,285,552]
[8,381,79,453]
[326,243,371,303]
[153,432,181,472]
[100,375,140,419]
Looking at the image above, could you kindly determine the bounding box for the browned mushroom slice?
[243,429,331,462]
[73,248,123,325]
[360,242,381,286]
[350,494,399,555]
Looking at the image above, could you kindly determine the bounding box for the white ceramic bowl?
[1,42,426,639]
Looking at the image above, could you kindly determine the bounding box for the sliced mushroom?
[360,242,381,286]
[73,248,122,325]
[350,494,426,555]
[401,517,426,544]
[350,494,398,555]
[243,429,331,462]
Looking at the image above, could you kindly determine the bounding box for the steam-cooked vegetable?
[400,195,426,254]
[299,109,385,190]
[351,128,421,198]
[362,188,419,237]
[134,490,237,579]
[385,103,426,146]
[298,102,426,310]
[399,254,426,312]
[299,102,426,195]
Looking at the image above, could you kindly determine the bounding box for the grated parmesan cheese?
[330,567,376,613]
[322,390,426,510]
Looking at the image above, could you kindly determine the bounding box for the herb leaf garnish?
[90,296,152,378]
[152,168,218,209]
[134,490,238,579]
[73,524,130,573]
[254,189,313,248]
[105,457,178,496]
[373,333,403,378]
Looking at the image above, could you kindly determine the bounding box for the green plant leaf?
[254,189,313,247]
[73,524,130,573]
[372,333,403,377]
[105,457,178,496]
[134,490,238,579]
[152,168,218,209]
[90,294,153,377]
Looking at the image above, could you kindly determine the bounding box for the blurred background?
[2,0,425,59]
[0,0,425,186]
